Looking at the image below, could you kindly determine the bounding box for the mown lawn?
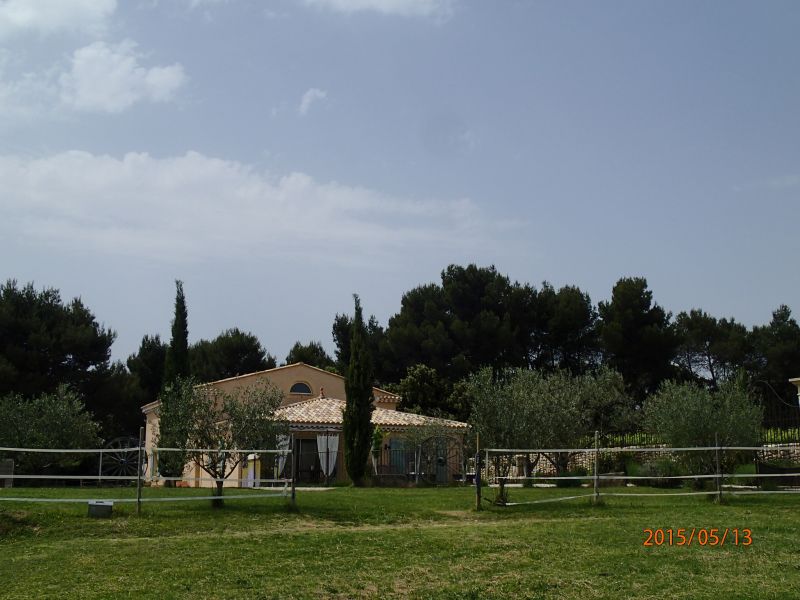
[1,485,799,599]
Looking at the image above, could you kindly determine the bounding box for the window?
[290,382,312,395]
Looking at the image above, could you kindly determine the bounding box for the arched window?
[290,382,312,395]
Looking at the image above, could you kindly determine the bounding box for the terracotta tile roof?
[276,397,468,430]
[375,394,401,403]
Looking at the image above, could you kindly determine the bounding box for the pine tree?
[164,280,190,383]
[343,294,374,486]
[597,277,678,400]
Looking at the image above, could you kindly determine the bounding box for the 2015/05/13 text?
[642,528,752,547]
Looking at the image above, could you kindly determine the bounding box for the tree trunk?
[212,480,224,508]
[556,453,569,475]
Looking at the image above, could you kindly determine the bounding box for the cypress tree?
[164,280,190,383]
[343,294,374,486]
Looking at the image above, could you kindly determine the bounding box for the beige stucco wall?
[144,409,158,477]
[207,362,398,409]
[210,363,347,405]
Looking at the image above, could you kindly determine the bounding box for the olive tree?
[467,367,633,476]
[644,374,761,478]
[186,381,286,507]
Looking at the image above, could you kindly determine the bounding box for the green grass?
[2,486,800,599]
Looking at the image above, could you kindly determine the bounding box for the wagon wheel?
[101,436,146,478]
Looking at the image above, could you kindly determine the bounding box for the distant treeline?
[1,264,798,438]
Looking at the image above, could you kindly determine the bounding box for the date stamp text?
[642,528,752,547]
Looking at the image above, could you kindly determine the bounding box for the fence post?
[475,434,481,511]
[98,449,103,486]
[715,432,722,503]
[593,430,600,504]
[136,426,144,515]
[290,434,296,507]
[415,445,421,485]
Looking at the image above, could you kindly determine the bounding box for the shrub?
[733,463,759,487]
[632,458,685,488]
[556,466,588,488]
[598,451,626,474]
[0,386,101,473]
[643,373,761,477]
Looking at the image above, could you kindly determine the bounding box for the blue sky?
[2,0,798,363]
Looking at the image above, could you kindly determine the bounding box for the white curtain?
[316,433,339,477]
[245,453,256,488]
[277,435,290,477]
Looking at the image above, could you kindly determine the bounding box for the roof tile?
[276,397,468,430]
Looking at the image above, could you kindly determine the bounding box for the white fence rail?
[0,431,297,511]
[478,437,800,507]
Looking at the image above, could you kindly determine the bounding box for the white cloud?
[298,87,327,116]
[0,150,492,264]
[457,128,476,151]
[0,40,186,119]
[263,9,288,20]
[0,0,116,39]
[303,0,454,19]
[0,53,59,120]
[186,0,231,7]
[58,40,187,113]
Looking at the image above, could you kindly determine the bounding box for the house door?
[296,438,321,484]
[389,438,406,474]
[436,439,448,484]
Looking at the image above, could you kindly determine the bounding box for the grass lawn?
[1,485,799,599]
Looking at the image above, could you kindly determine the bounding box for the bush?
[733,463,759,487]
[598,451,626,474]
[630,458,685,488]
[643,374,761,476]
[556,466,588,488]
[755,460,800,489]
[0,386,101,473]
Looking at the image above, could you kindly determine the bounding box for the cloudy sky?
[2,0,799,363]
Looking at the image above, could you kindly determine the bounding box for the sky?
[2,0,799,364]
